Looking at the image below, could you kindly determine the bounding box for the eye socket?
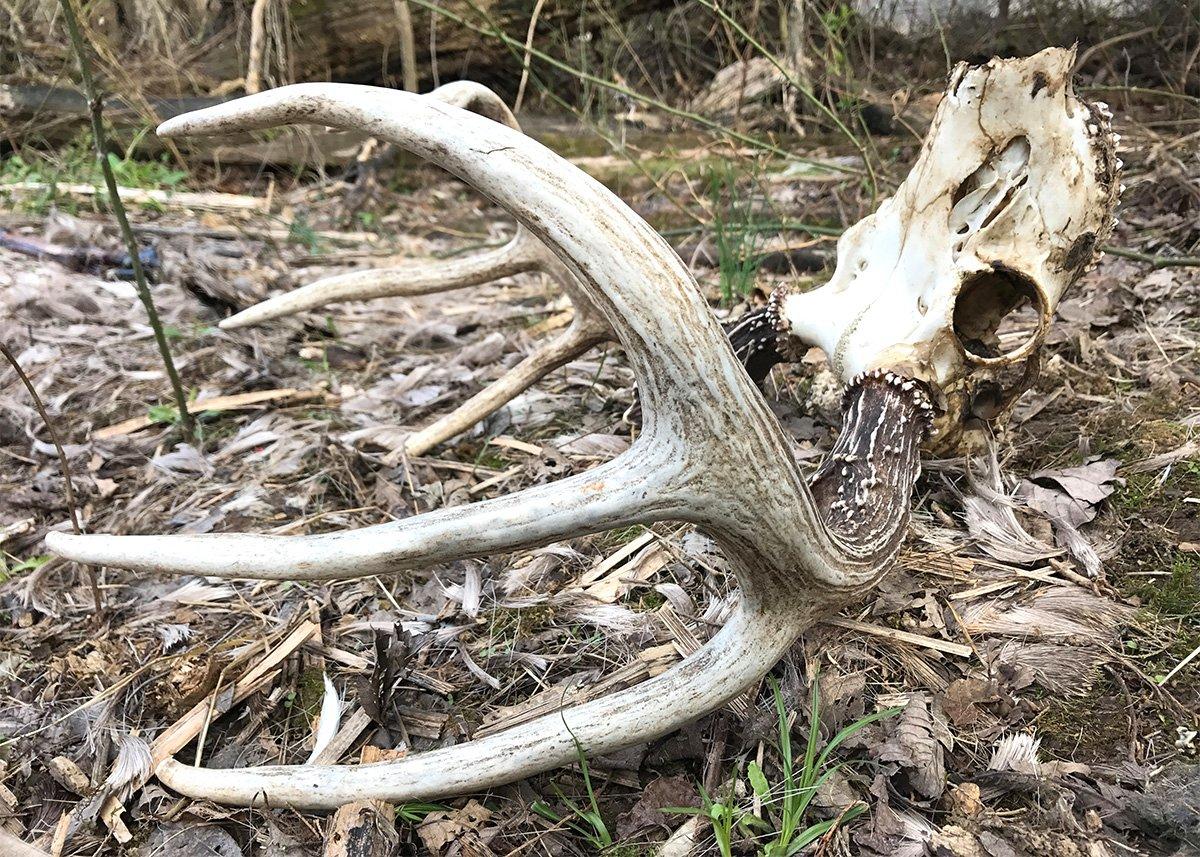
[952,267,1045,362]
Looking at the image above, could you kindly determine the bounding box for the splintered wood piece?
[582,541,669,603]
[311,708,374,765]
[84,621,319,839]
[827,617,972,658]
[0,181,270,215]
[154,620,319,764]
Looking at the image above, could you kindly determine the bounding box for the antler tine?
[47,84,929,808]
[149,86,761,438]
[216,82,611,457]
[45,446,675,579]
[425,81,521,130]
[402,315,609,457]
[218,232,543,329]
[219,80,550,332]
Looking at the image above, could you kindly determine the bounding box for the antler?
[47,83,933,809]
[218,81,613,457]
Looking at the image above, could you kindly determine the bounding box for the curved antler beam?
[157,601,795,807]
[47,48,1117,810]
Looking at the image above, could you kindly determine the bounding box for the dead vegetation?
[1,2,1199,856]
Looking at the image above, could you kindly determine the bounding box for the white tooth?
[1112,133,1121,144]
[1115,159,1124,170]
[1119,183,1126,194]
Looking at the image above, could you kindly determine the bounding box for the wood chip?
[582,542,668,603]
[577,531,656,588]
[487,435,543,455]
[46,757,90,796]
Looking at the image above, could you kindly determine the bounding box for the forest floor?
[0,103,1197,857]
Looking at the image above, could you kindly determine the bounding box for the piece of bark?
[46,757,91,796]
[322,747,403,857]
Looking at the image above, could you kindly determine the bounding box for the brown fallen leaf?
[940,678,997,727]
[874,694,951,799]
[616,775,698,840]
[1019,458,1123,528]
[416,799,492,855]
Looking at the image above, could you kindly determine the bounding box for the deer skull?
[769,49,1120,449]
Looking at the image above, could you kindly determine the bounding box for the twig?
[392,0,419,93]
[1082,85,1200,108]
[1074,27,1156,73]
[0,343,101,613]
[1160,640,1200,687]
[513,0,547,113]
[246,0,270,94]
[670,221,1199,270]
[827,617,973,657]
[56,0,196,440]
[1102,246,1200,269]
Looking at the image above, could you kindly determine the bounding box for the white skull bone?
[774,48,1120,448]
